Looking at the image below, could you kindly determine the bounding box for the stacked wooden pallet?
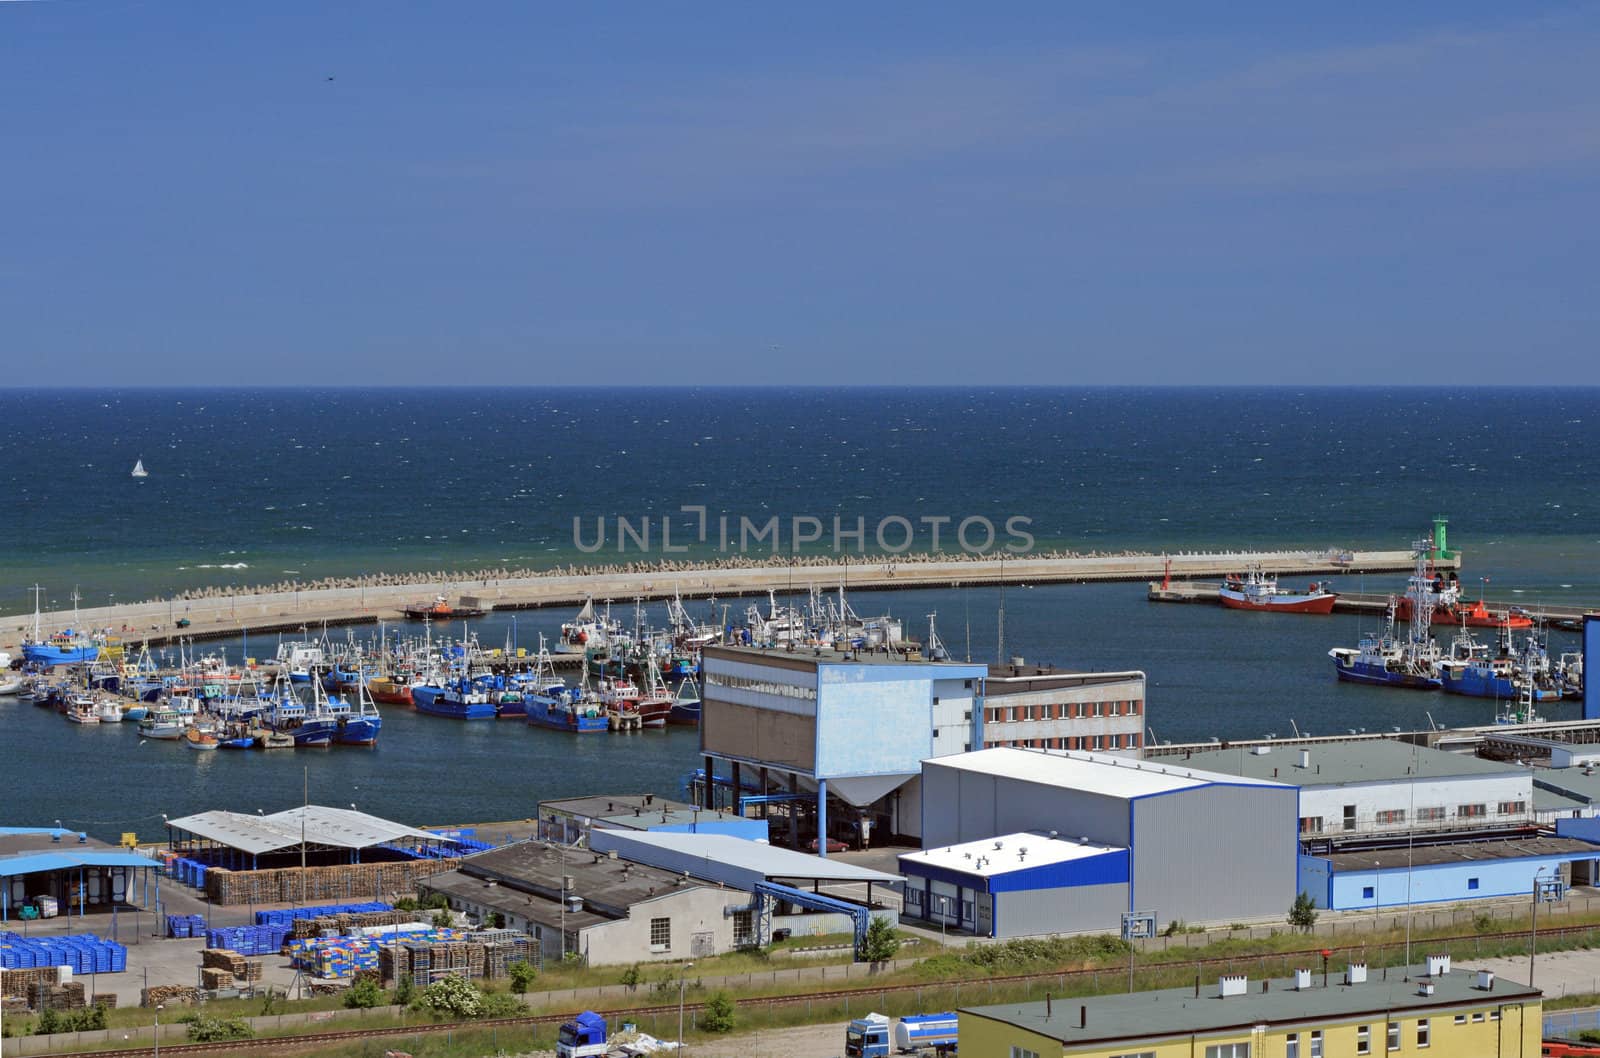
[141,985,202,1006]
[205,860,460,906]
[200,948,250,977]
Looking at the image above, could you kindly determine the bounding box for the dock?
[1148,580,1594,629]
[2,547,1434,652]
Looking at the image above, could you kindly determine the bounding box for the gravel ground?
[686,1021,846,1058]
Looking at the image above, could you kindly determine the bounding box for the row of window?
[986,733,1141,751]
[1300,800,1528,833]
[985,699,1143,723]
[703,672,817,701]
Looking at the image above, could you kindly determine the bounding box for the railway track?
[34,921,1600,1058]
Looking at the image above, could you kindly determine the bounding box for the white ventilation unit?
[1477,970,1495,991]
[1346,963,1368,984]
[1418,982,1435,996]
[1427,954,1451,977]
[1294,968,1312,990]
[1219,974,1248,998]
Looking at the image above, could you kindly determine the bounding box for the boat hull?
[525,697,608,733]
[1332,660,1441,690]
[1396,598,1533,629]
[1218,590,1336,614]
[667,699,701,725]
[335,716,382,745]
[23,644,100,666]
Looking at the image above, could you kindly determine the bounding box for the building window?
[1204,1045,1250,1058]
[1286,1034,1299,1058]
[732,910,754,947]
[1498,800,1526,815]
[1009,1048,1039,1058]
[1362,886,1375,900]
[1108,700,1122,715]
[1417,806,1446,822]
[1376,809,1406,825]
[1343,805,1357,831]
[906,888,924,912]
[1299,816,1324,834]
[1489,1011,1500,1022]
[1453,1015,1466,1025]
[1416,1019,1430,1048]
[1470,1013,1484,1024]
[1467,877,1479,891]
[1387,1021,1400,1052]
[1111,1053,1155,1058]
[1457,803,1487,819]
[649,917,671,952]
[1309,1031,1322,1058]
[1356,1024,1370,1055]
[1132,699,1143,715]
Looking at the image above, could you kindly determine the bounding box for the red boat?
[401,595,487,621]
[367,676,415,706]
[1217,569,1337,614]
[1395,569,1532,629]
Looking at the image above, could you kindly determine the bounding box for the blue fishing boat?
[1328,602,1442,691]
[525,684,608,732]
[329,684,383,745]
[413,676,496,720]
[668,675,702,726]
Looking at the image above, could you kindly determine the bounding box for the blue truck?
[556,1011,610,1058]
[846,1012,959,1057]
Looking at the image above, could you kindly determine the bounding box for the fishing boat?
[1561,652,1585,700]
[1394,567,1532,630]
[122,703,149,723]
[138,707,189,740]
[95,697,124,723]
[557,596,623,655]
[524,639,608,732]
[402,595,486,621]
[632,654,674,728]
[0,677,23,696]
[131,458,148,479]
[367,675,415,706]
[1217,568,1336,614]
[20,587,106,666]
[184,726,220,751]
[218,735,256,750]
[331,683,383,745]
[65,699,101,724]
[413,675,496,720]
[667,674,702,726]
[1328,594,1443,691]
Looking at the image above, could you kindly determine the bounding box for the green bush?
[184,1016,253,1042]
[860,917,901,962]
[701,991,737,1033]
[508,960,538,994]
[344,977,385,1009]
[33,1009,60,1036]
[392,975,415,1007]
[481,992,527,1018]
[418,975,484,1019]
[620,963,642,989]
[1288,892,1319,933]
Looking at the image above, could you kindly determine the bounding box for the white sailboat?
[131,458,148,479]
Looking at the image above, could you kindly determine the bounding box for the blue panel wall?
[900,849,1130,895]
[1586,615,1599,721]
[1320,853,1596,910]
[1298,855,1332,910]
[644,818,771,841]
[816,665,936,777]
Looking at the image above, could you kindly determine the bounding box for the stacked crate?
[0,933,127,973]
[205,860,458,906]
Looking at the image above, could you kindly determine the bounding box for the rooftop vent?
[1298,749,1311,769]
[1251,745,1272,756]
[1476,970,1495,991]
[1346,963,1368,984]
[1294,968,1312,990]
[608,849,618,860]
[1219,974,1248,998]
[1417,981,1435,996]
[1427,954,1451,977]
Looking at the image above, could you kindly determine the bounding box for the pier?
[1147,580,1593,628]
[2,547,1432,652]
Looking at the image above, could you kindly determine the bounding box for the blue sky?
[3,2,1597,385]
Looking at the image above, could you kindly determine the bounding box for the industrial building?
[1179,739,1600,909]
[958,961,1540,1058]
[1179,740,1534,837]
[698,644,1150,849]
[536,794,769,845]
[899,831,1128,938]
[977,663,1145,753]
[0,826,162,925]
[423,831,900,966]
[698,643,987,848]
[916,747,1298,929]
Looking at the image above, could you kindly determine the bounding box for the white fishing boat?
[65,699,101,724]
[0,677,23,696]
[131,458,148,478]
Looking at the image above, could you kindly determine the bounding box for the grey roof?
[963,968,1538,1048]
[927,747,1291,799]
[1323,835,1598,871]
[705,644,985,672]
[0,831,115,858]
[1534,768,1600,805]
[422,869,609,933]
[587,830,901,890]
[166,806,446,855]
[1534,787,1590,814]
[539,795,702,823]
[456,840,711,919]
[1181,741,1527,788]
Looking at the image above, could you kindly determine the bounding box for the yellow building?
[960,961,1540,1058]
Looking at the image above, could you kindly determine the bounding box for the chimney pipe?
[1078,1005,1086,1029]
[1046,994,1052,1017]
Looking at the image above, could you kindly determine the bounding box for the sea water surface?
[1,387,1596,838]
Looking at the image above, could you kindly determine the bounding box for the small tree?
[418,975,484,1019]
[701,991,737,1034]
[860,917,901,963]
[392,974,416,1008]
[620,962,642,990]
[1288,891,1320,933]
[507,960,538,994]
[482,992,527,1018]
[34,1008,60,1036]
[344,977,385,1009]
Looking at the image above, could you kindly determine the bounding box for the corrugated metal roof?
[1183,740,1526,788]
[165,806,444,855]
[588,830,901,889]
[926,747,1290,799]
[0,850,162,877]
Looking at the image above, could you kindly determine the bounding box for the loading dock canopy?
[0,850,160,878]
[165,806,447,855]
[588,829,901,890]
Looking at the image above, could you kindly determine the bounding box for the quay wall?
[0,548,1427,653]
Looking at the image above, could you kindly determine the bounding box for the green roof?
[1179,740,1526,788]
[963,967,1538,1047]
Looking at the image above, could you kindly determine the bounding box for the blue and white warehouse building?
[912,748,1299,934]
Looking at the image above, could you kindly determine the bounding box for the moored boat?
[184,726,220,750]
[1217,568,1336,614]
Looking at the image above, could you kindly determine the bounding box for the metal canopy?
[0,850,161,878]
[589,829,901,891]
[165,806,447,855]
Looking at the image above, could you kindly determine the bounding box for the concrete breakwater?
[0,547,1429,651]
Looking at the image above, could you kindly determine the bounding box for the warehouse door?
[691,931,715,958]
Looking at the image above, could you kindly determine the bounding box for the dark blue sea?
[2,387,1597,840]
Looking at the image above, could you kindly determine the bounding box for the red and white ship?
[1218,568,1337,614]
[1393,569,1533,629]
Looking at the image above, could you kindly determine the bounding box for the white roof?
[926,747,1291,799]
[166,806,445,855]
[903,831,1122,878]
[588,829,901,890]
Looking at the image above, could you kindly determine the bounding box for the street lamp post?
[1531,867,1554,987]
[1373,860,1381,939]
[936,894,948,946]
[153,1003,164,1058]
[678,960,695,1057]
